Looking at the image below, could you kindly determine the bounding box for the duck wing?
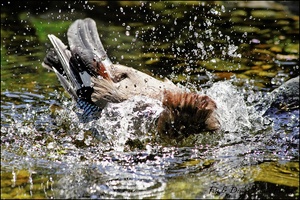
[43,33,102,118]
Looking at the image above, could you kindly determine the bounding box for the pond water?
[1,1,299,199]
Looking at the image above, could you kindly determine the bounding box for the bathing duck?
[42,18,220,137]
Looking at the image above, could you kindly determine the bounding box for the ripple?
[92,177,166,198]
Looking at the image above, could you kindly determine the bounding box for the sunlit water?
[1,78,299,198]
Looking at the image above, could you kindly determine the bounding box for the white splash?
[204,81,252,132]
[97,96,164,151]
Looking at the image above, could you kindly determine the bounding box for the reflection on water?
[1,1,299,199]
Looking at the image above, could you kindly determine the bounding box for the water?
[2,79,298,198]
[1,1,299,199]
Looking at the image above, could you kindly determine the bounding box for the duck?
[42,18,220,138]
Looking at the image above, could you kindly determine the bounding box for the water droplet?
[221,5,225,12]
[174,18,177,25]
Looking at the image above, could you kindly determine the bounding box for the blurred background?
[1,1,299,199]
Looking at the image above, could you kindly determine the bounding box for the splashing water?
[1,78,273,156]
[204,81,253,133]
[51,80,270,151]
[96,96,164,151]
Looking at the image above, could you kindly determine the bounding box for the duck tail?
[67,18,114,80]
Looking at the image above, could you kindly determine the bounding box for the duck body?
[43,18,220,136]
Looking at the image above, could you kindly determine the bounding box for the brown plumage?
[42,18,220,137]
[157,91,219,137]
